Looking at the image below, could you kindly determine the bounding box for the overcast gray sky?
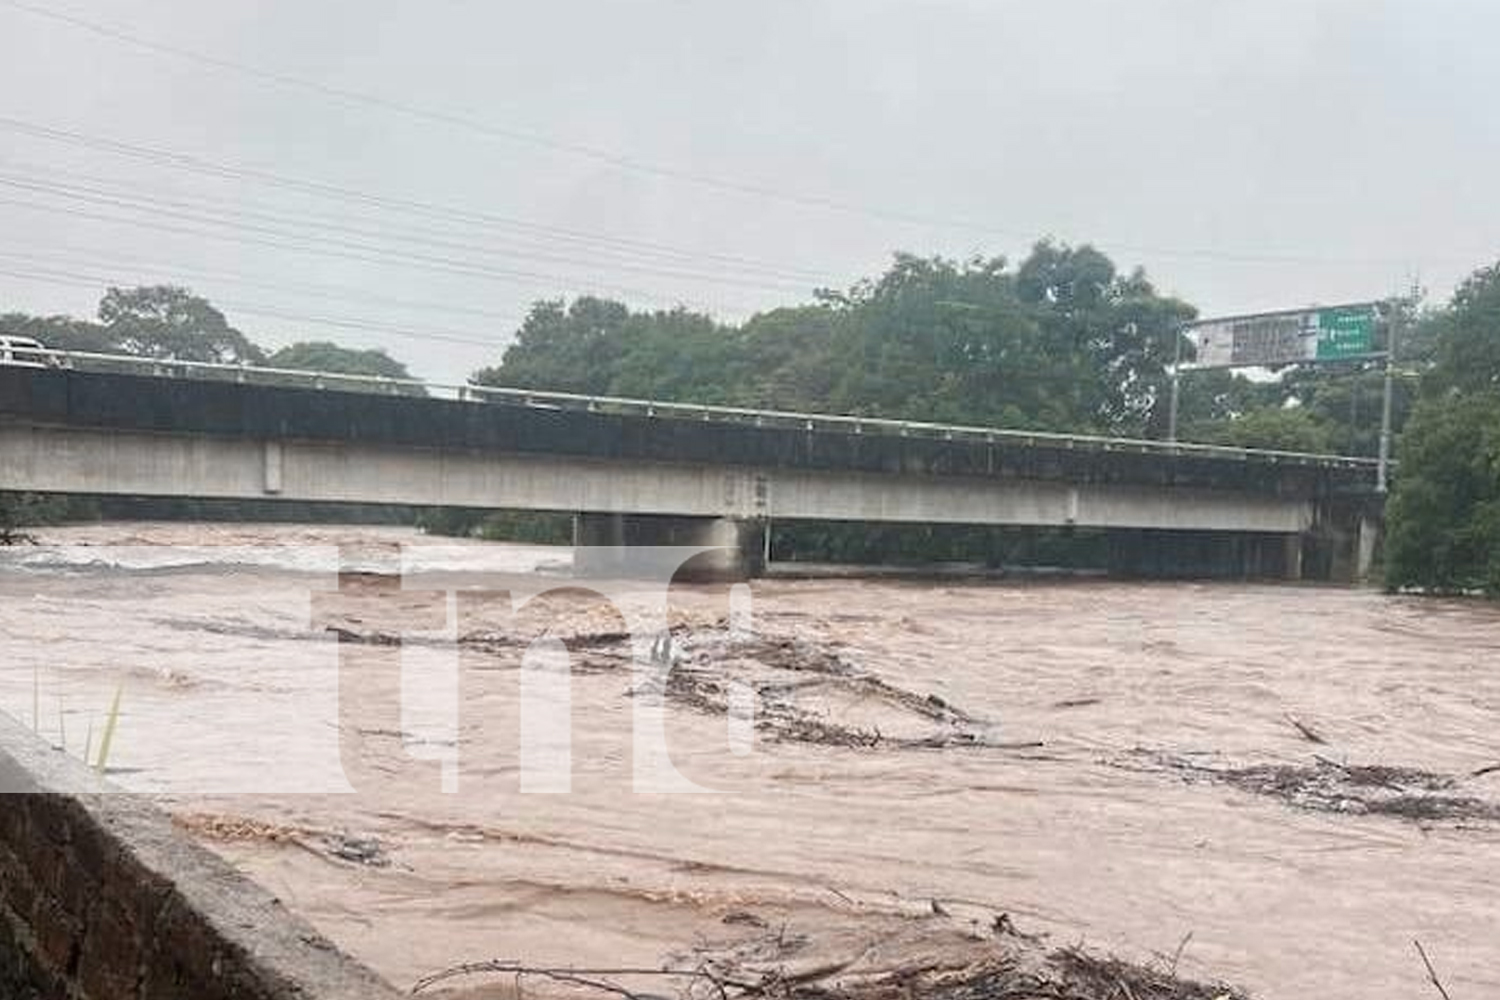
[1,0,1495,382]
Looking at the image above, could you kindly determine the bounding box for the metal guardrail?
[15,348,1381,470]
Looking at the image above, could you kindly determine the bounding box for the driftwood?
[411,961,699,999]
[410,941,1252,1000]
[1283,713,1327,745]
[1113,749,1500,824]
[1413,941,1453,1000]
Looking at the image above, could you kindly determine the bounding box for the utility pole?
[1167,322,1184,444]
[1375,288,1410,494]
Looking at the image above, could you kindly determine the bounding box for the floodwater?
[2,522,1499,998]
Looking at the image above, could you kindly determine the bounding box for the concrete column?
[1283,533,1305,582]
[262,440,283,494]
[1355,515,1380,583]
[573,511,625,548]
[1320,506,1382,585]
[573,513,764,582]
[1326,525,1356,584]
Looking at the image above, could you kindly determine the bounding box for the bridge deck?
[0,367,1377,500]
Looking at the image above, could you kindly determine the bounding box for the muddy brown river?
[2,523,1498,998]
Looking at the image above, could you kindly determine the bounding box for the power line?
[0,191,764,313]
[0,243,527,326]
[5,155,777,276]
[0,262,506,349]
[0,166,821,295]
[0,0,981,230]
[0,115,836,284]
[0,1,1450,268]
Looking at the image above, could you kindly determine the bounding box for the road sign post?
[1376,303,1403,494]
[1169,302,1388,479]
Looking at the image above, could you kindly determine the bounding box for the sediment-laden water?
[2,522,1498,998]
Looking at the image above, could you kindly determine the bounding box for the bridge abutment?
[572,512,766,582]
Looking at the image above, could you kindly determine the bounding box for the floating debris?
[1114,749,1500,823]
[176,813,392,867]
[321,831,390,868]
[414,916,1250,1000]
[640,628,1014,751]
[320,619,1027,752]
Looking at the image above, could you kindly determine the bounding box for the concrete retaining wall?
[0,713,400,1000]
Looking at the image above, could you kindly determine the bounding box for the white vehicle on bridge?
[0,335,49,368]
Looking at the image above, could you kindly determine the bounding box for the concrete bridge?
[0,357,1383,581]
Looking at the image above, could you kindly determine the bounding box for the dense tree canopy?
[0,312,115,353]
[471,246,1425,457]
[1197,405,1335,454]
[475,243,1197,436]
[1385,393,1500,594]
[97,285,264,364]
[1,286,415,376]
[473,297,630,396]
[1426,262,1500,394]
[266,341,413,379]
[1385,262,1500,594]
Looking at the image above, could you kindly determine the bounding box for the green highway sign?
[1313,305,1377,360]
[1188,302,1382,368]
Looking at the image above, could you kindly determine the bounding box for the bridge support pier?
[1356,515,1380,583]
[1284,533,1305,582]
[1315,502,1384,584]
[572,513,765,582]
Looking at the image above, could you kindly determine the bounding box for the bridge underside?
[0,422,1370,582]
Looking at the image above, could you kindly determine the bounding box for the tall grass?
[22,667,125,774]
[94,683,124,774]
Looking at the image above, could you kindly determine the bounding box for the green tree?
[1195,405,1335,453]
[1386,261,1500,593]
[1385,393,1500,594]
[1175,368,1281,427]
[0,312,115,353]
[97,285,264,364]
[266,341,414,379]
[607,307,740,402]
[471,245,1194,435]
[819,253,1048,425]
[733,305,842,409]
[1428,262,1500,394]
[1016,242,1195,434]
[473,297,630,395]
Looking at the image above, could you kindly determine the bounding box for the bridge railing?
[19,348,1381,471]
